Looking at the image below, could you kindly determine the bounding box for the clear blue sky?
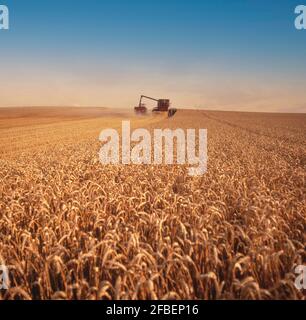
[1,0,305,112]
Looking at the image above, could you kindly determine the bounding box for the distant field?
[0,107,134,129]
[0,107,159,157]
[0,107,305,300]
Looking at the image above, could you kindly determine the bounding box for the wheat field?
[0,107,305,300]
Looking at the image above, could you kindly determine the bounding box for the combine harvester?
[134,95,177,117]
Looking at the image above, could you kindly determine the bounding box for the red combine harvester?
[134,95,177,117]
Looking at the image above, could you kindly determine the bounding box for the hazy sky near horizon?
[1,0,306,112]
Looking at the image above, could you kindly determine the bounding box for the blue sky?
[0,0,305,112]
